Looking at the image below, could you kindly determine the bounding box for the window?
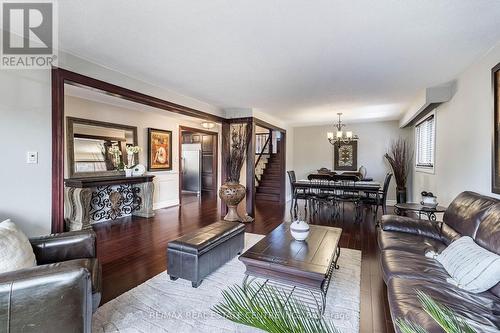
[415,114,435,170]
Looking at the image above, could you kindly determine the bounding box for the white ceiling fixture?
[57,1,500,126]
[201,121,216,129]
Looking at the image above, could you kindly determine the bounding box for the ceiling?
[58,0,500,126]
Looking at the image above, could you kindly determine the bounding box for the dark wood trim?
[56,67,225,122]
[279,131,287,204]
[246,119,256,217]
[52,68,64,233]
[220,122,230,217]
[492,62,500,194]
[178,126,218,206]
[178,126,219,136]
[226,117,254,124]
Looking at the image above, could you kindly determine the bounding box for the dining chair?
[287,170,309,218]
[307,173,335,219]
[362,173,392,224]
[332,174,363,223]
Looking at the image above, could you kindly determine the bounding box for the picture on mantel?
[334,141,358,171]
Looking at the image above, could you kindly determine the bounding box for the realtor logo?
[1,0,58,69]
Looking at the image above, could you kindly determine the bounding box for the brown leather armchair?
[0,230,101,333]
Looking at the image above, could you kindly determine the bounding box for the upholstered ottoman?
[167,221,245,288]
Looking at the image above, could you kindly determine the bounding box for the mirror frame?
[66,116,139,178]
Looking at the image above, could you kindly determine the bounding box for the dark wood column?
[279,131,287,204]
[246,119,256,217]
[220,121,230,217]
[51,68,64,233]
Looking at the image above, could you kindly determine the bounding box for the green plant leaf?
[396,291,477,333]
[212,281,340,333]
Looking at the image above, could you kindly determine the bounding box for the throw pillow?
[436,236,500,293]
[0,219,37,273]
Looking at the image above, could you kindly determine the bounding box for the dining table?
[291,179,382,221]
[294,179,381,192]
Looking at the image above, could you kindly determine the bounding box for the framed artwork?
[334,141,358,171]
[492,62,500,193]
[148,128,172,171]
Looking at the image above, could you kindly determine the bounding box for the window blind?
[416,115,435,168]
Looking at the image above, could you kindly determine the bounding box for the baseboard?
[386,199,397,206]
[153,199,179,210]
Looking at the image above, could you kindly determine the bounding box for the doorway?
[179,126,218,205]
[51,68,225,233]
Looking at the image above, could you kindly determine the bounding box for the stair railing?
[255,135,271,168]
[255,134,271,184]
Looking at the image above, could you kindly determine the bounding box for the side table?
[394,203,446,221]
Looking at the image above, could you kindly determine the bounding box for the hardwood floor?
[93,193,394,333]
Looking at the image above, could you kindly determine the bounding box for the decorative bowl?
[290,220,310,241]
[421,195,438,208]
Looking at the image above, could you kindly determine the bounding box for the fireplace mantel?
[64,175,155,230]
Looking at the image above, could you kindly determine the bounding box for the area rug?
[93,233,361,333]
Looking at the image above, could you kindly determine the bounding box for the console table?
[64,175,155,231]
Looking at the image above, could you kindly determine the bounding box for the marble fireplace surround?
[64,175,155,230]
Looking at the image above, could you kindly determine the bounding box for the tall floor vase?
[396,188,407,204]
[219,181,246,222]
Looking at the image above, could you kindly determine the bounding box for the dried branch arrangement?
[384,137,412,190]
[224,123,251,183]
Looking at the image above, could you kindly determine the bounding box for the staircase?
[256,151,282,202]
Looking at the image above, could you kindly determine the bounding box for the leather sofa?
[378,191,500,333]
[0,230,101,333]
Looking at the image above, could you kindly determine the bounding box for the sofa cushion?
[475,203,500,255]
[381,215,445,241]
[475,203,500,298]
[380,249,450,283]
[434,236,500,294]
[387,277,500,333]
[378,230,446,254]
[0,219,36,274]
[443,191,498,238]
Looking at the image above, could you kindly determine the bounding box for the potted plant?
[125,145,141,177]
[384,138,412,203]
[219,123,251,222]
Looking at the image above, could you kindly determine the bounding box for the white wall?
[411,42,500,206]
[0,51,223,237]
[65,95,221,211]
[293,121,410,202]
[0,70,52,236]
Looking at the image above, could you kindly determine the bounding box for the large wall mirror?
[67,117,138,178]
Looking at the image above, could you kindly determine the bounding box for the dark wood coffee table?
[239,223,342,314]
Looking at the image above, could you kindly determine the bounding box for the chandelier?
[327,113,359,146]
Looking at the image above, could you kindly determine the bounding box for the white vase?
[125,169,133,177]
[290,220,310,241]
[127,154,135,168]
